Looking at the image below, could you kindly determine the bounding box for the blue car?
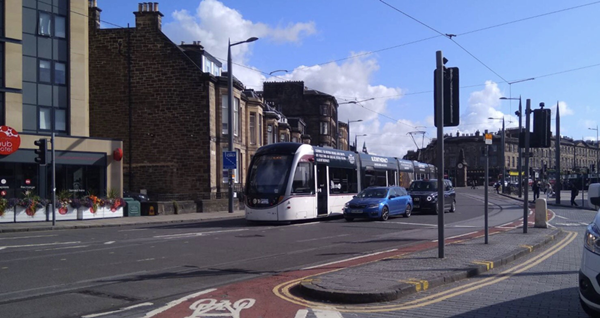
[343,186,413,221]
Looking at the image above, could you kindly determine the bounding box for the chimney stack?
[135,2,164,31]
[88,0,102,31]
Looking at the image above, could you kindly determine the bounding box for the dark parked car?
[343,186,413,221]
[123,191,150,202]
[407,179,456,214]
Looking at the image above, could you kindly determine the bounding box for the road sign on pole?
[223,151,237,170]
[484,133,493,145]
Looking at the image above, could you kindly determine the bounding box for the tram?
[244,143,436,222]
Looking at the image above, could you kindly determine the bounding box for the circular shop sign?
[0,126,20,155]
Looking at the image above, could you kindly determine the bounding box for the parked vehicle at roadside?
[343,186,412,222]
[407,179,456,214]
[581,185,600,316]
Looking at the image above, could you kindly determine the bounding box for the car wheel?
[581,298,600,318]
[404,204,412,218]
[380,207,389,221]
[344,217,354,222]
[450,200,456,212]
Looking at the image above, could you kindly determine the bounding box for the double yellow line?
[273,231,577,313]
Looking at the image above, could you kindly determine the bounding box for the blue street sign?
[223,151,237,170]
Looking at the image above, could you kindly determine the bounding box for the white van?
[581,188,600,316]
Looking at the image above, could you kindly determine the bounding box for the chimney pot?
[154,2,159,12]
[138,3,143,11]
[143,3,148,11]
[181,41,185,45]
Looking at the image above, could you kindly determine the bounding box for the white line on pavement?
[294,309,309,318]
[314,308,344,318]
[153,229,247,239]
[82,302,154,318]
[118,229,148,232]
[302,249,397,270]
[0,241,81,249]
[35,245,89,252]
[1,235,57,240]
[143,288,216,318]
[104,241,115,245]
[137,258,155,262]
[555,215,568,219]
[297,234,349,243]
[393,222,437,227]
[447,231,478,240]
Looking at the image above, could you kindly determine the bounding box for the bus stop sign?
[223,151,237,170]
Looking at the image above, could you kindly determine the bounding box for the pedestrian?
[532,180,540,201]
[494,181,500,194]
[571,183,579,207]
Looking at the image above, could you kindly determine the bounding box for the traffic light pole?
[523,99,531,234]
[51,133,56,226]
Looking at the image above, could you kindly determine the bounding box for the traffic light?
[34,139,47,165]
[531,108,551,148]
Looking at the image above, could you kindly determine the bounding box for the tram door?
[316,164,328,216]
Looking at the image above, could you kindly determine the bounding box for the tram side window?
[292,162,314,194]
[329,167,358,194]
[388,170,397,186]
[366,170,387,187]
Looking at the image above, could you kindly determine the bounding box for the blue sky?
[95,0,600,158]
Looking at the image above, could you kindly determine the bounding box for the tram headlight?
[585,224,600,255]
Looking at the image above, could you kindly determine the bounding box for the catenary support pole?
[435,51,445,258]
[555,102,561,205]
[484,130,489,244]
[523,99,532,233]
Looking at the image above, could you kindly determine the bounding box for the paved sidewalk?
[0,210,246,233]
[299,216,563,304]
[500,189,596,211]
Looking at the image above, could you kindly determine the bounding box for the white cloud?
[551,101,574,116]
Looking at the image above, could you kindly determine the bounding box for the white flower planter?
[0,207,14,223]
[103,206,123,218]
[77,206,103,220]
[50,204,78,221]
[15,205,50,222]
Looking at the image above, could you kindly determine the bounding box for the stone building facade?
[262,81,339,148]
[411,128,600,185]
[88,2,261,210]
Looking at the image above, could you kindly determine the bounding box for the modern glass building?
[0,0,122,201]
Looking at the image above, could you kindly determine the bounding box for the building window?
[267,125,273,144]
[292,136,298,143]
[280,133,285,142]
[55,15,66,38]
[39,60,52,82]
[321,105,328,116]
[221,95,228,135]
[320,122,329,135]
[39,108,51,130]
[234,98,240,136]
[249,113,256,145]
[54,62,66,84]
[258,114,263,146]
[38,12,52,36]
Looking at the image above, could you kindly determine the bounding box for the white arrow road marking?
[0,241,80,249]
[143,288,216,318]
[82,302,154,318]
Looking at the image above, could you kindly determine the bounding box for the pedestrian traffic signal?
[531,108,551,148]
[34,139,47,165]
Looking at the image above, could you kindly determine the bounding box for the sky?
[95,0,600,158]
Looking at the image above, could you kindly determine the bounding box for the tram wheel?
[380,207,389,221]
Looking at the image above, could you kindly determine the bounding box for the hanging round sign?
[0,126,21,155]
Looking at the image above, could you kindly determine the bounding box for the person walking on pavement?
[494,181,500,194]
[571,183,579,207]
[532,180,540,201]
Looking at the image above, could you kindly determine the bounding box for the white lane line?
[555,215,568,219]
[153,229,247,239]
[0,241,81,249]
[290,222,321,227]
[118,229,148,232]
[450,225,477,228]
[104,241,115,245]
[294,309,309,318]
[1,235,57,240]
[137,258,155,262]
[314,308,344,318]
[499,222,514,227]
[143,288,216,318]
[393,222,437,227]
[35,245,89,252]
[297,234,349,243]
[0,247,6,251]
[548,223,557,228]
[302,249,397,270]
[447,231,479,240]
[82,302,154,318]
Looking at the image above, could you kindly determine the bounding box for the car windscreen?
[357,188,388,198]
[408,181,437,191]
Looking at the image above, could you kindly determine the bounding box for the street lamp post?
[500,96,522,197]
[347,119,363,151]
[355,134,367,151]
[489,117,506,193]
[227,37,258,213]
[589,125,599,173]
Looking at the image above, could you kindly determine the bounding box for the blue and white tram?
[244,143,432,222]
